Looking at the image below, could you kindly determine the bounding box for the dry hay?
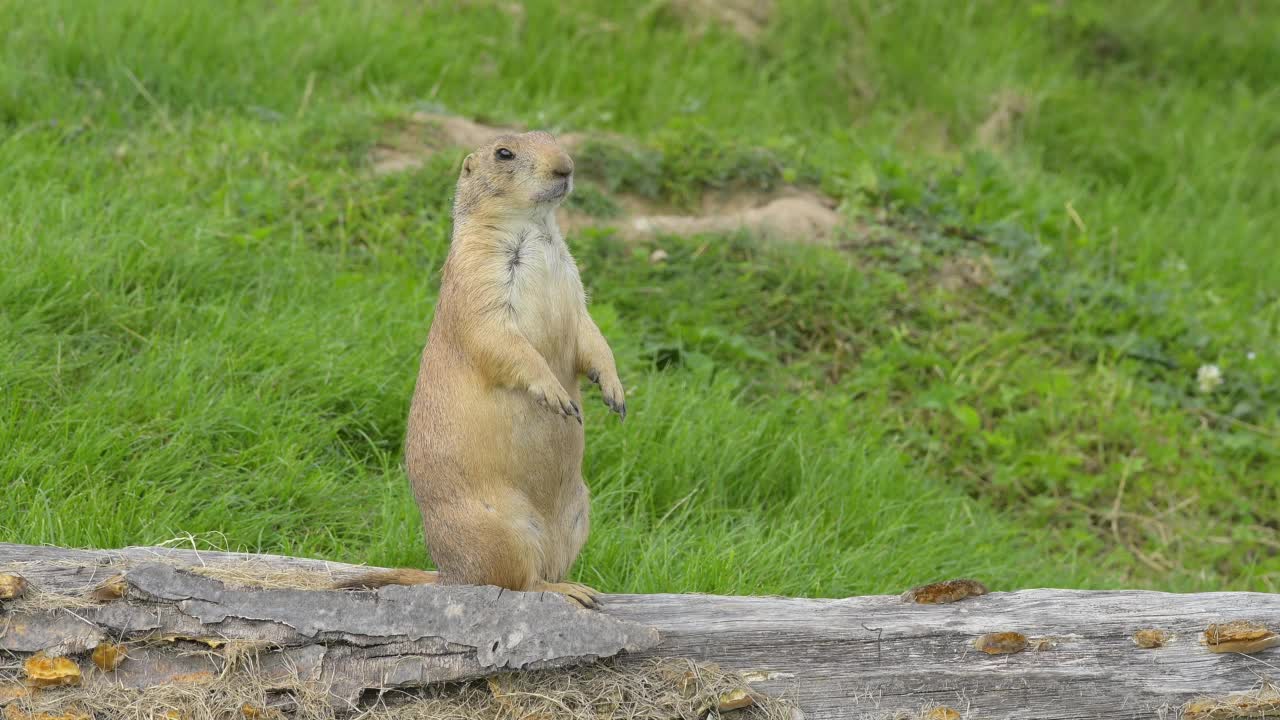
[1182,682,1280,719]
[184,564,341,593]
[0,657,795,720]
[0,567,101,613]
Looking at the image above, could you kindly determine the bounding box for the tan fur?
[340,131,624,609]
[334,568,439,589]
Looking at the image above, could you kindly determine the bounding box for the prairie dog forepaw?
[588,369,626,421]
[530,380,582,424]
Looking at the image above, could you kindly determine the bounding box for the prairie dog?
[341,131,625,608]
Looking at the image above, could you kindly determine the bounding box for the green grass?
[1,0,1276,595]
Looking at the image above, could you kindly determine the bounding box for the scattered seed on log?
[901,579,989,604]
[240,704,282,719]
[974,632,1027,655]
[1134,629,1171,649]
[1031,637,1059,651]
[90,643,126,672]
[0,574,29,600]
[89,574,127,602]
[717,687,754,711]
[1203,621,1278,654]
[22,654,81,688]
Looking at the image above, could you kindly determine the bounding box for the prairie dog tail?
[333,568,439,590]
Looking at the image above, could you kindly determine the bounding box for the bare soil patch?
[936,254,995,291]
[566,189,842,246]
[976,90,1033,149]
[373,113,846,246]
[665,0,775,41]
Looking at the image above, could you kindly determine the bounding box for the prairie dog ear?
[461,153,475,177]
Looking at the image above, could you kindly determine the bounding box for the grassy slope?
[1,0,1276,594]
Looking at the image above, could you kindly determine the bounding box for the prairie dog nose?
[550,154,574,178]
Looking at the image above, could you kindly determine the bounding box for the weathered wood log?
[0,545,661,715]
[2,543,1279,719]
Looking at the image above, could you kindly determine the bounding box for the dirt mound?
[976,90,1032,149]
[372,113,845,246]
[371,113,515,175]
[579,190,842,246]
[667,0,774,41]
[372,113,630,175]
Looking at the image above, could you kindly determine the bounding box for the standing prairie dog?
[340,131,625,608]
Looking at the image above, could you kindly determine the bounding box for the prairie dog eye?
[495,148,515,161]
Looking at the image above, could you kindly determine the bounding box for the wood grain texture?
[3,543,1279,719]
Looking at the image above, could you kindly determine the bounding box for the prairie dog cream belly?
[498,219,589,579]
[502,221,582,382]
[409,218,584,491]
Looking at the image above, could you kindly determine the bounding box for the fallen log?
[1,543,1278,719]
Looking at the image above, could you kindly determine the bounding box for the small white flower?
[1197,364,1223,393]
[1163,255,1188,273]
[1247,351,1257,361]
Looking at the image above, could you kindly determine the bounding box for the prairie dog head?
[453,131,574,220]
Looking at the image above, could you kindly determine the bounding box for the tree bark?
[2,543,1278,719]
